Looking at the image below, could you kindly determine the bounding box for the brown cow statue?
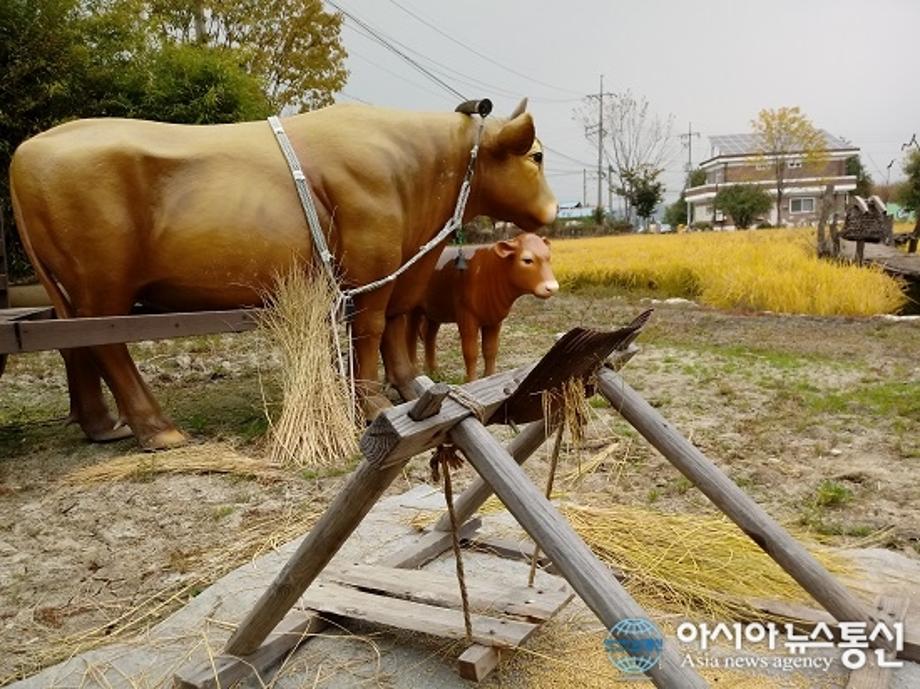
[10,99,556,449]
[410,233,558,381]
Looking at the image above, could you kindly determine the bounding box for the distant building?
[685,131,859,227]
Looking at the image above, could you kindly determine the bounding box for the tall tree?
[621,165,664,228]
[576,90,673,222]
[899,149,920,213]
[751,106,826,226]
[846,155,873,198]
[148,0,348,112]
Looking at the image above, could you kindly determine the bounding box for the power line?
[385,0,584,97]
[346,46,455,103]
[327,0,466,100]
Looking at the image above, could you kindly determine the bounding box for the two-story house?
[685,131,859,227]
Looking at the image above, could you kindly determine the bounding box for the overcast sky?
[332,0,919,207]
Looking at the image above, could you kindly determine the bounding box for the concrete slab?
[10,485,920,689]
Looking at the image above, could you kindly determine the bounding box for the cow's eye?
[522,257,534,265]
[531,151,543,165]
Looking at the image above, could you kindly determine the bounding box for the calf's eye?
[531,151,543,164]
[522,257,534,265]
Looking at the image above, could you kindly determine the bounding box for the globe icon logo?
[604,617,663,675]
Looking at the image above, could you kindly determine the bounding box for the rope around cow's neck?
[268,113,487,408]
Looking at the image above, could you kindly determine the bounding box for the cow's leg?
[405,309,422,370]
[457,316,481,382]
[62,348,132,442]
[351,287,394,418]
[423,319,441,375]
[481,323,502,378]
[90,343,186,450]
[381,314,418,400]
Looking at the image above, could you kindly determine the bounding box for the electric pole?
[583,169,587,206]
[585,74,615,214]
[680,122,701,225]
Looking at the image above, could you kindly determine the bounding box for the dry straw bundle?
[259,268,359,469]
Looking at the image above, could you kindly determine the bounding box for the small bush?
[691,221,713,231]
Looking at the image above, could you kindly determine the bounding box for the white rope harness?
[267,115,485,405]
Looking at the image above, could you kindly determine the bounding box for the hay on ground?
[61,443,281,484]
[258,268,359,470]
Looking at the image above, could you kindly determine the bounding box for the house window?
[787,159,802,169]
[790,198,815,214]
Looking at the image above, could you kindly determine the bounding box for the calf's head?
[475,99,557,231]
[493,233,558,299]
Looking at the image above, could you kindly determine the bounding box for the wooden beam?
[0,308,259,354]
[458,644,503,682]
[449,416,708,688]
[173,611,323,689]
[432,418,555,533]
[300,581,538,648]
[596,368,892,652]
[360,367,534,468]
[409,382,450,421]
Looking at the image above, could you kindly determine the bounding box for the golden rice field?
[551,228,907,316]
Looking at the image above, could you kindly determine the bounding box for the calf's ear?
[494,240,516,258]
[497,113,535,156]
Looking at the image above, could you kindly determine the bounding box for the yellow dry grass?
[551,228,906,316]
[60,442,282,484]
[258,269,359,470]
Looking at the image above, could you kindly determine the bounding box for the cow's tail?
[8,167,76,326]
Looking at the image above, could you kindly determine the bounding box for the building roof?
[706,130,858,160]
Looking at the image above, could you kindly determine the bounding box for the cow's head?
[475,99,557,231]
[493,232,558,299]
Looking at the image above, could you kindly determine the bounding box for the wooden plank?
[409,382,450,421]
[448,416,708,688]
[360,368,534,469]
[468,534,549,566]
[300,581,537,648]
[174,611,323,689]
[457,644,502,682]
[2,308,259,354]
[846,596,910,689]
[596,368,892,654]
[749,598,920,663]
[378,517,482,569]
[323,563,572,621]
[223,451,414,656]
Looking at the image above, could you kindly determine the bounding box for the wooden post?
[596,368,892,650]
[432,418,555,533]
[909,216,920,254]
[856,239,865,265]
[449,418,708,688]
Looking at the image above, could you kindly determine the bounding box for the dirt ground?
[1,291,918,684]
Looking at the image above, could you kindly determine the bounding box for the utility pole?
[585,74,615,214]
[886,159,895,196]
[680,122,701,226]
[583,169,587,206]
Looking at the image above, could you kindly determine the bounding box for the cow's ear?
[497,113,535,156]
[494,240,516,258]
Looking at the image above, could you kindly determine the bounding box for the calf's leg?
[481,323,502,378]
[457,315,481,382]
[62,347,132,442]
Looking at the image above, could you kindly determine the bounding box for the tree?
[751,106,827,226]
[846,156,872,198]
[576,90,673,223]
[148,0,348,112]
[663,170,707,227]
[900,149,920,213]
[714,185,772,229]
[621,166,664,227]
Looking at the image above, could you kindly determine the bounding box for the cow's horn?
[509,97,528,119]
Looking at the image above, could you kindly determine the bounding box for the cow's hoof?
[87,423,134,443]
[141,428,188,452]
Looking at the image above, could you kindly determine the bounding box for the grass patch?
[814,479,853,508]
[807,382,920,420]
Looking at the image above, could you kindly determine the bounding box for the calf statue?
[10,99,557,449]
[410,233,558,381]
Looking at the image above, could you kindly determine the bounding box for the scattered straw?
[258,268,359,469]
[60,443,281,485]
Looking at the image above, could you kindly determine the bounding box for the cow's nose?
[538,280,559,297]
